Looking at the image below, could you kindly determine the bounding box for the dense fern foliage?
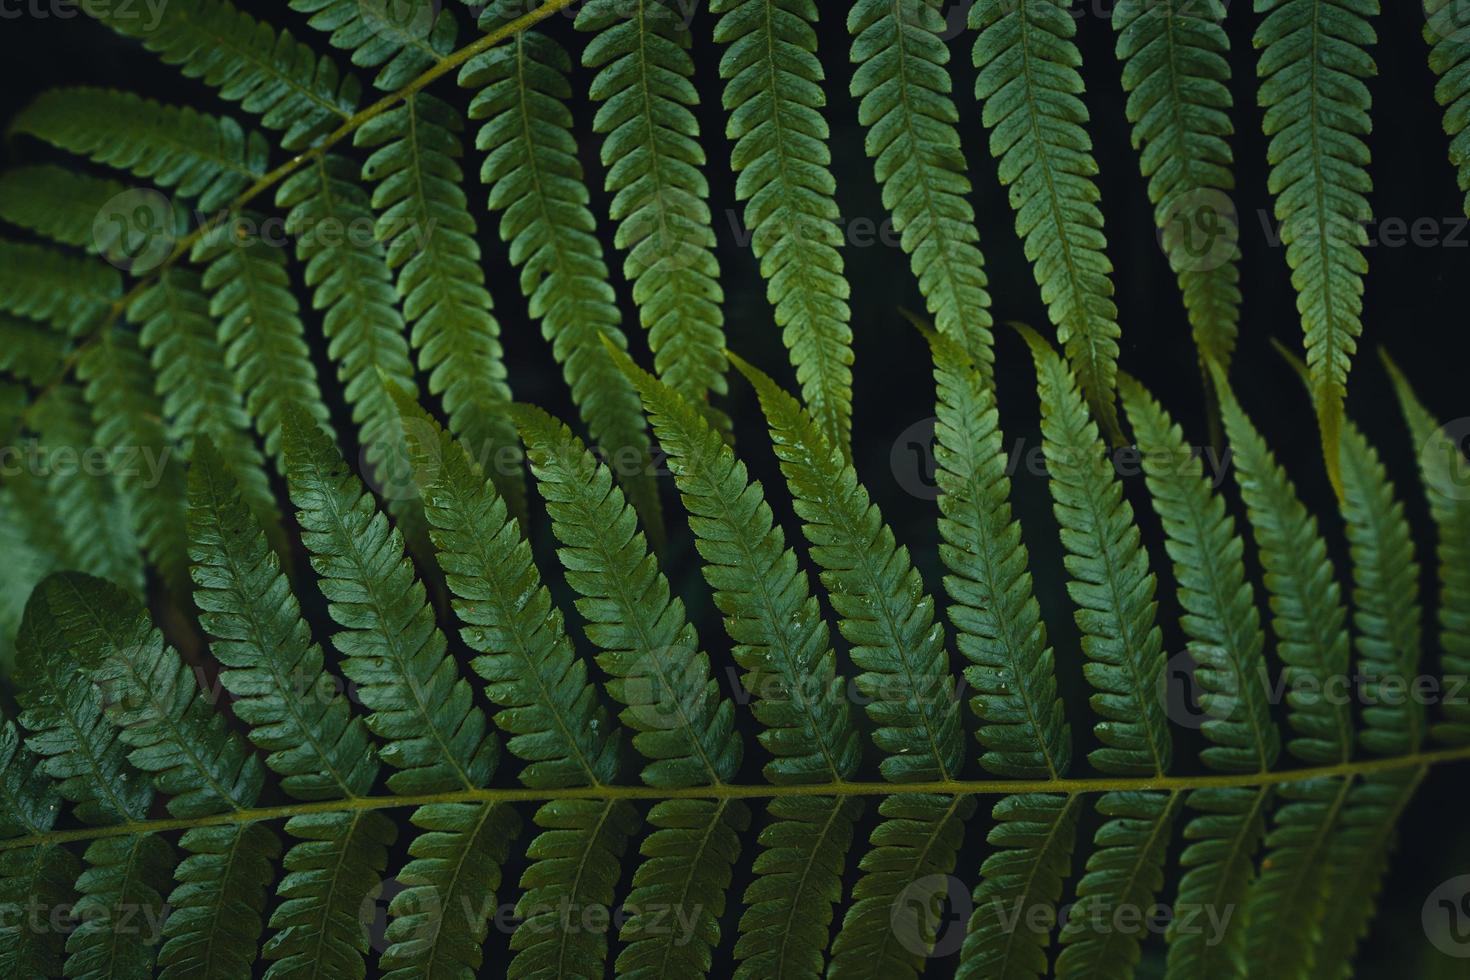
[0,2,1466,979]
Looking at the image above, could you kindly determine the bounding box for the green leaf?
[193,212,333,461]
[1253,0,1378,479]
[10,88,268,212]
[576,0,729,417]
[709,0,855,454]
[356,92,523,518]
[1211,362,1353,765]
[1426,0,1470,216]
[1113,0,1241,365]
[971,0,1123,438]
[850,0,994,368]
[732,353,962,784]
[0,239,120,337]
[88,0,360,151]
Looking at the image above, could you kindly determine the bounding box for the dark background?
[2,1,1468,976]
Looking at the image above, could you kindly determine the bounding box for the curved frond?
[130,268,277,530]
[1113,0,1240,364]
[1020,326,1169,777]
[0,165,127,254]
[733,353,962,784]
[1253,0,1378,473]
[971,0,1122,438]
[709,0,854,453]
[76,328,191,594]
[10,88,268,212]
[193,213,333,460]
[291,0,457,90]
[1211,363,1352,764]
[356,92,522,517]
[609,346,863,977]
[576,0,728,414]
[88,0,359,151]
[0,239,119,337]
[850,0,993,367]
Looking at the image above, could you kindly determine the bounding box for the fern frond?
[130,268,277,530]
[1022,328,1177,976]
[616,798,748,979]
[14,589,172,977]
[516,404,743,786]
[379,800,520,980]
[194,214,333,460]
[1310,768,1424,978]
[282,406,496,794]
[68,833,177,980]
[1123,376,1279,771]
[1020,326,1170,777]
[10,88,268,211]
[276,153,419,495]
[1253,0,1378,475]
[1382,352,1470,743]
[187,440,381,802]
[291,0,457,90]
[508,798,638,978]
[0,720,80,976]
[398,397,620,786]
[1338,419,1425,756]
[460,23,660,534]
[0,165,126,253]
[732,353,971,974]
[709,0,854,453]
[1114,0,1240,365]
[89,0,360,151]
[0,239,120,336]
[608,345,863,977]
[1210,362,1352,764]
[39,572,264,815]
[971,0,1122,437]
[929,329,1069,779]
[263,809,396,979]
[958,793,1082,980]
[76,328,191,594]
[356,92,522,516]
[157,823,280,979]
[733,353,962,783]
[850,0,993,367]
[1425,0,1470,215]
[575,0,728,416]
[32,572,278,978]
[517,402,749,976]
